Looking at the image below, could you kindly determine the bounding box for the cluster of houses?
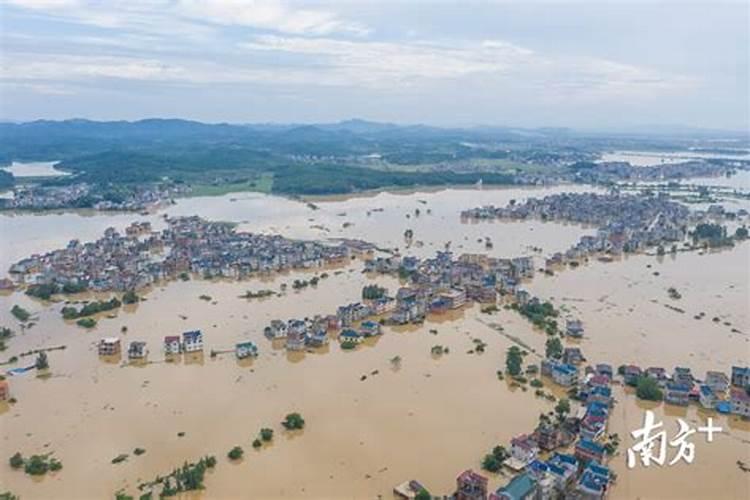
[366,251,534,321]
[97,330,259,361]
[461,193,694,262]
[264,313,384,351]
[0,182,185,211]
[439,359,750,499]
[620,363,750,417]
[444,456,611,500]
[9,216,355,292]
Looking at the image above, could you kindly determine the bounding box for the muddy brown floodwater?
[0,185,748,499]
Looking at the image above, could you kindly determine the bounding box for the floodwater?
[0,184,748,499]
[1,161,69,178]
[599,150,750,167]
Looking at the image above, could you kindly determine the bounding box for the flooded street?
[1,185,748,499]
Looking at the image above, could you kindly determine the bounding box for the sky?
[0,0,748,130]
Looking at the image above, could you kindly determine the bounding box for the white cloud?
[176,0,369,35]
[2,0,368,36]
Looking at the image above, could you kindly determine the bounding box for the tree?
[481,445,508,472]
[481,454,502,472]
[505,346,523,376]
[545,337,563,359]
[260,428,274,442]
[282,412,305,430]
[24,455,49,475]
[227,446,243,460]
[636,376,663,401]
[415,489,431,500]
[9,452,23,469]
[122,290,140,304]
[554,398,571,421]
[735,226,748,240]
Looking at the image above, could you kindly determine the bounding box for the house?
[664,382,691,406]
[563,347,584,365]
[673,366,693,386]
[0,379,9,401]
[545,453,578,490]
[489,472,537,500]
[552,363,579,387]
[646,366,669,387]
[182,330,203,352]
[705,371,729,393]
[534,422,560,451]
[586,386,613,408]
[307,328,329,347]
[441,287,467,309]
[360,320,381,337]
[622,365,642,385]
[455,469,488,500]
[235,341,258,359]
[565,319,584,338]
[730,387,750,418]
[98,337,121,356]
[264,320,287,339]
[580,402,609,441]
[698,384,717,409]
[731,366,750,388]
[340,329,363,344]
[127,341,147,359]
[286,320,307,351]
[509,434,539,469]
[393,480,428,499]
[577,462,611,499]
[595,363,613,379]
[575,439,606,464]
[164,335,182,354]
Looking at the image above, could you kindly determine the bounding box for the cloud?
[176,0,369,35]
[2,0,368,36]
[240,35,535,86]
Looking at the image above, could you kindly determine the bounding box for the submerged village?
[1,187,749,500]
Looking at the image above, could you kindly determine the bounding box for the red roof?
[456,469,488,486]
[164,335,180,342]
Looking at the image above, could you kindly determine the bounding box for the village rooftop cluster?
[0,182,187,211]
[460,192,748,266]
[8,216,356,292]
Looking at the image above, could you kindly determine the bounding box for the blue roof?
[553,363,578,375]
[666,382,691,392]
[496,473,536,500]
[732,366,750,375]
[578,462,610,493]
[183,330,202,340]
[528,460,548,474]
[361,320,378,328]
[591,386,612,397]
[700,384,714,397]
[577,439,605,455]
[549,453,578,468]
[716,401,731,413]
[341,329,361,338]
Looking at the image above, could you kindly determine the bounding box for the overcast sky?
[0,0,748,130]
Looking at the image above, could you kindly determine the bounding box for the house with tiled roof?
[577,462,611,499]
[489,472,537,500]
[455,469,488,500]
[575,439,606,464]
[182,330,203,353]
[730,387,750,418]
[164,335,181,354]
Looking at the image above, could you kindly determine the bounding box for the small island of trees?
[61,297,121,320]
[282,412,305,430]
